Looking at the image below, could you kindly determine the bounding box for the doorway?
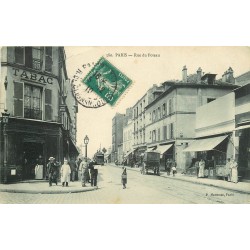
[23,142,44,179]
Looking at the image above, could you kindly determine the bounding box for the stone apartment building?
[145,66,239,172]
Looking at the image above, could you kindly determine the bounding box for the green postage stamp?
[82,57,132,105]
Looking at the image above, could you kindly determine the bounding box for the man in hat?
[47,157,58,186]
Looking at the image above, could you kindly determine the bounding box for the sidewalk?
[0,180,97,194]
[110,164,250,195]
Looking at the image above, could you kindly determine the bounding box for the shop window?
[45,47,53,72]
[15,47,24,64]
[13,82,24,117]
[45,89,52,121]
[24,84,42,120]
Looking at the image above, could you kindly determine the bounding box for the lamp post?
[84,135,89,159]
[1,109,10,184]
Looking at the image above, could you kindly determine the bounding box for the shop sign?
[12,68,53,84]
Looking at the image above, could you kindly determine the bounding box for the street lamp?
[84,135,89,159]
[1,109,10,183]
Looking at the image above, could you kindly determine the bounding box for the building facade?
[111,113,125,162]
[0,46,78,183]
[145,66,239,172]
[123,118,133,165]
[132,84,164,162]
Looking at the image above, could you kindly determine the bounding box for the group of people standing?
[195,158,238,183]
[45,156,99,187]
[165,159,177,177]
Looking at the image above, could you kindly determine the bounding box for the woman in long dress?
[231,159,238,183]
[35,155,43,179]
[198,159,205,178]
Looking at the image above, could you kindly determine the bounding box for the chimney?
[182,65,187,82]
[222,71,227,82]
[227,67,235,83]
[197,67,202,83]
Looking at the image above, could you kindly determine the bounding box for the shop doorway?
[23,142,44,179]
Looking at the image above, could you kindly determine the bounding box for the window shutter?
[13,82,23,117]
[45,89,52,121]
[25,47,32,68]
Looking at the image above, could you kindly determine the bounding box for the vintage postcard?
[0,46,250,204]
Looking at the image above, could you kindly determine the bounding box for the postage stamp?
[71,62,107,109]
[82,57,132,106]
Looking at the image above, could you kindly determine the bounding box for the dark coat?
[121,169,127,184]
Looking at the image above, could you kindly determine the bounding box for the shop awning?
[235,124,250,130]
[183,135,228,152]
[157,144,173,155]
[124,149,134,158]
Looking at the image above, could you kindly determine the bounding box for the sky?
[64,46,250,158]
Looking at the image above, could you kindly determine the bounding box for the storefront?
[183,134,233,178]
[234,83,250,180]
[184,92,236,178]
[0,117,64,183]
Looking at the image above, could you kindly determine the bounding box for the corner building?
[0,47,78,183]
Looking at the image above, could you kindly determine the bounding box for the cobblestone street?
[0,165,249,204]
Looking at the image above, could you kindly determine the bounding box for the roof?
[146,82,239,110]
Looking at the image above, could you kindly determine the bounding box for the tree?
[102,147,107,154]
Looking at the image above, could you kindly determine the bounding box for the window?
[162,103,166,116]
[163,125,167,140]
[15,47,24,64]
[169,123,174,139]
[152,130,156,142]
[158,128,160,141]
[13,82,24,117]
[24,85,42,120]
[169,98,172,114]
[32,47,43,70]
[158,107,161,119]
[45,89,52,121]
[45,47,53,72]
[149,131,152,139]
[207,98,216,103]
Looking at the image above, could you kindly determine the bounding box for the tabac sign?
[12,68,54,84]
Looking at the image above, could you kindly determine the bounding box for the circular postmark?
[71,60,117,108]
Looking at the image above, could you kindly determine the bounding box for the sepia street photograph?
[0,46,249,204]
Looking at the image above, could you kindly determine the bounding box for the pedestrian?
[195,160,200,178]
[91,168,98,187]
[230,159,238,183]
[35,155,43,180]
[76,158,82,181]
[166,159,171,176]
[198,159,205,178]
[171,160,177,177]
[121,167,127,189]
[69,158,77,182]
[89,161,96,186]
[225,158,231,181]
[80,158,89,187]
[47,157,59,186]
[61,159,71,187]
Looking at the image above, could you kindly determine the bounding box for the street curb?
[110,164,250,195]
[0,186,98,194]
